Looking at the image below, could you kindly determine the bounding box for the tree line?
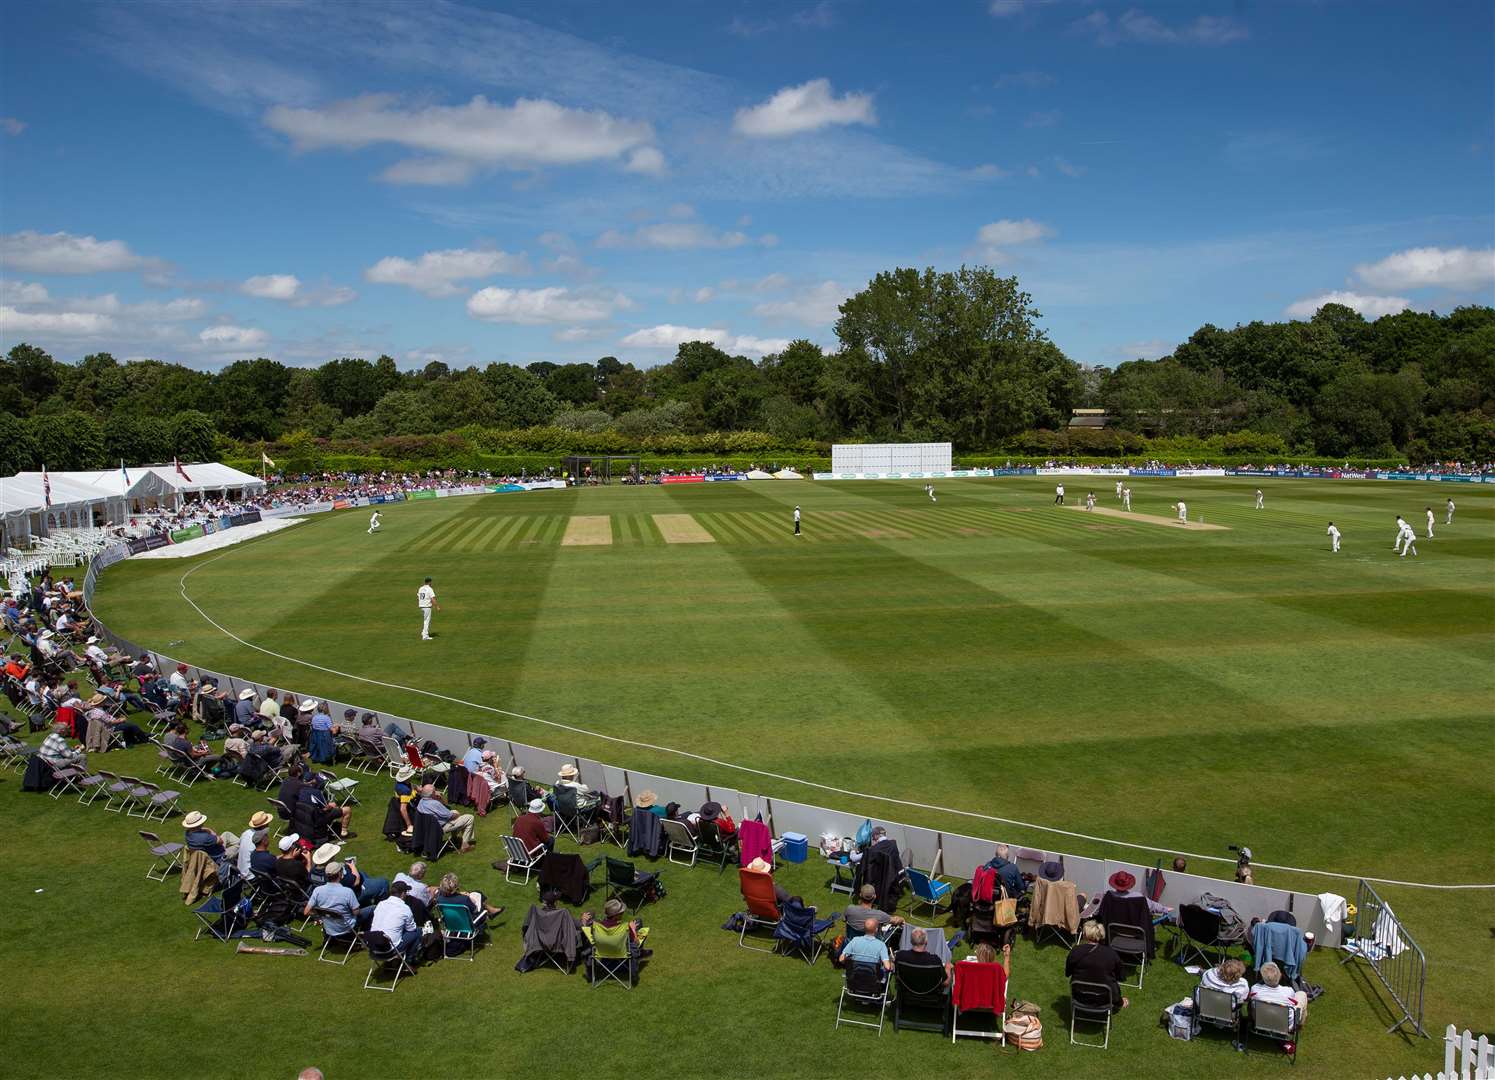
[2,265,1491,475]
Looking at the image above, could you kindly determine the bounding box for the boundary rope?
[159,526,1495,893]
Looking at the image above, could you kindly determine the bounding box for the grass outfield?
[6,476,1490,1078]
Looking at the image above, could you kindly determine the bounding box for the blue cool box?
[781,832,808,863]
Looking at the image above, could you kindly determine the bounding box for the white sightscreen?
[831,442,952,472]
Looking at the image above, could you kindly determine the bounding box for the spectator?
[247,831,278,878]
[1199,957,1249,1007]
[511,797,552,856]
[305,859,361,938]
[233,688,257,727]
[580,897,651,978]
[275,835,311,889]
[1250,961,1308,1025]
[296,771,353,841]
[182,811,236,867]
[841,917,894,973]
[235,810,274,879]
[434,870,505,920]
[370,880,423,966]
[460,737,486,776]
[37,719,85,770]
[744,856,789,906]
[165,722,222,771]
[307,701,336,763]
[393,862,432,905]
[844,883,903,934]
[895,925,952,983]
[1065,919,1128,1011]
[258,689,282,724]
[392,765,418,833]
[982,843,1025,899]
[416,782,477,852]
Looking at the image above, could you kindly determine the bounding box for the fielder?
[793,506,801,536]
[1393,515,1409,553]
[1255,489,1264,510]
[1085,491,1096,511]
[1122,486,1132,511]
[1327,521,1341,553]
[368,510,381,534]
[1054,484,1065,506]
[1446,497,1455,525]
[925,483,937,503]
[1174,500,1188,524]
[1115,479,1124,500]
[1399,521,1418,558]
[1425,506,1435,539]
[418,576,440,640]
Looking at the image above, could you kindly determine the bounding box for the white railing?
[1388,1025,1494,1080]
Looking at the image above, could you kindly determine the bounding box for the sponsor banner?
[407,490,439,501]
[1432,474,1481,483]
[201,521,217,536]
[811,469,997,480]
[1174,468,1227,477]
[1038,466,1128,476]
[522,480,567,490]
[490,484,525,493]
[990,467,1036,476]
[1129,468,1177,477]
[1380,472,1420,480]
[661,475,705,484]
[332,499,353,510]
[704,473,748,482]
[170,525,204,543]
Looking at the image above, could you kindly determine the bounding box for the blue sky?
[1,0,1492,372]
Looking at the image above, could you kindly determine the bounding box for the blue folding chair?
[905,867,952,921]
[773,900,838,964]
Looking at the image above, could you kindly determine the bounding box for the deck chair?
[1069,979,1113,1048]
[413,809,456,860]
[1178,904,1231,968]
[517,904,580,974]
[904,867,953,922]
[1247,999,1301,1063]
[1108,923,1147,989]
[433,898,489,960]
[502,835,547,886]
[836,961,890,1034]
[1195,985,1243,1043]
[893,956,950,1034]
[552,785,594,844]
[950,960,1007,1045]
[193,880,247,945]
[505,777,532,820]
[266,797,294,839]
[661,818,699,867]
[325,775,360,807]
[313,913,360,965]
[379,736,406,778]
[362,931,413,991]
[696,819,737,873]
[737,867,782,952]
[586,921,636,989]
[773,899,836,964]
[596,794,628,847]
[604,857,659,915]
[140,830,185,881]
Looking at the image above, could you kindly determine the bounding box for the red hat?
[1108,870,1137,892]
[176,664,188,673]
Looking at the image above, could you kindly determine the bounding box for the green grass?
[6,476,1492,1079]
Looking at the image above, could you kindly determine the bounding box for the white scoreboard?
[831,442,953,473]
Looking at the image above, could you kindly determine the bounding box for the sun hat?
[635,789,658,808]
[182,811,207,829]
[700,801,721,820]
[527,798,545,814]
[40,629,53,639]
[509,765,525,779]
[297,700,314,712]
[1108,869,1137,892]
[395,765,416,783]
[248,810,273,829]
[312,842,342,866]
[86,635,98,644]
[324,860,343,877]
[557,763,578,780]
[472,736,486,748]
[746,857,772,874]
[481,749,495,762]
[278,835,299,853]
[238,688,255,700]
[603,898,626,918]
[1039,860,1065,882]
[859,884,877,902]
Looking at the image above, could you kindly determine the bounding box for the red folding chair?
[951,960,1008,1044]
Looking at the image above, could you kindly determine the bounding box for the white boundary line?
[167,524,1495,892]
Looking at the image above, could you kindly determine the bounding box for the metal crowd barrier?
[1342,878,1428,1037]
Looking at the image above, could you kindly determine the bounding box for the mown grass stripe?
[481,515,527,550]
[740,511,790,541]
[503,516,545,547]
[701,513,752,543]
[456,516,509,552]
[616,514,639,545]
[838,510,911,539]
[408,517,468,551]
[426,517,486,552]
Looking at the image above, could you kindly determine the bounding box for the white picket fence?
[1389,1025,1494,1080]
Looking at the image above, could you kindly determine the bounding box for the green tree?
[544,363,602,406]
[482,364,559,428]
[0,412,38,473]
[104,412,172,464]
[215,358,292,439]
[170,410,218,461]
[314,357,386,417]
[29,410,105,469]
[760,339,825,406]
[367,389,435,437]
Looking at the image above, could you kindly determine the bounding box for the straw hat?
[297,700,315,712]
[238,688,255,700]
[248,810,273,829]
[182,811,207,829]
[746,857,772,874]
[603,898,626,918]
[635,789,658,808]
[312,842,342,866]
[558,763,578,780]
[527,798,545,814]
[394,765,416,783]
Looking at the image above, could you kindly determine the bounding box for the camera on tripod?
[1228,844,1254,884]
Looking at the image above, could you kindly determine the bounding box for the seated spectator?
[195,681,227,730]
[393,862,432,905]
[636,789,666,817]
[370,880,423,966]
[223,724,250,759]
[744,856,789,906]
[310,843,387,905]
[392,765,417,833]
[166,722,222,771]
[182,811,236,867]
[356,713,383,746]
[841,917,894,973]
[982,844,1026,899]
[555,763,598,807]
[95,679,152,715]
[895,925,952,983]
[236,810,274,879]
[233,689,257,727]
[434,871,505,921]
[1250,961,1308,1025]
[1079,869,1170,921]
[37,720,86,771]
[460,737,487,776]
[416,783,476,852]
[476,751,504,796]
[275,835,311,889]
[581,897,651,977]
[297,771,353,840]
[1199,957,1249,1007]
[258,689,282,724]
[247,831,278,878]
[512,797,553,856]
[1065,919,1128,1011]
[305,860,362,938]
[844,884,903,935]
[84,699,147,747]
[83,637,110,669]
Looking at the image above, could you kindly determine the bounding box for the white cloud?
[1,117,25,136]
[753,280,847,326]
[264,94,658,183]
[692,287,715,303]
[240,274,300,300]
[1054,155,1086,178]
[365,248,530,297]
[596,222,773,251]
[1024,109,1062,129]
[1284,291,1410,320]
[199,325,268,347]
[292,284,357,308]
[988,0,1025,16]
[975,218,1053,262]
[733,78,876,137]
[1354,247,1495,292]
[1073,9,1248,46]
[0,281,49,304]
[466,286,629,325]
[553,326,607,343]
[2,289,208,325]
[1,230,164,275]
[1,306,115,335]
[619,324,789,355]
[969,163,1013,179]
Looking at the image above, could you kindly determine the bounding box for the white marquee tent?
[144,462,266,499]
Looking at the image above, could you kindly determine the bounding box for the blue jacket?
[1252,920,1307,978]
[984,856,1024,899]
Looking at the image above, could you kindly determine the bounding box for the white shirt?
[371,895,418,940]
[793,509,800,522]
[1327,525,1341,539]
[169,671,189,691]
[1056,485,1064,495]
[417,584,435,609]
[370,512,381,525]
[1250,982,1298,1010]
[1399,523,1415,539]
[86,644,108,664]
[392,873,431,904]
[1426,510,1434,523]
[1177,502,1187,514]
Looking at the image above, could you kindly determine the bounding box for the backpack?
[1004,1009,1044,1050]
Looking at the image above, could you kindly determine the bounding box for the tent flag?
[43,465,52,507]
[120,459,132,487]
[261,451,275,468]
[174,457,193,483]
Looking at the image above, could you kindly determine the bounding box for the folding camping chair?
[951,960,1007,1045]
[415,809,458,860]
[551,785,594,844]
[125,778,181,821]
[380,736,407,778]
[1178,904,1232,969]
[139,830,185,881]
[362,931,414,992]
[737,866,782,952]
[98,770,135,812]
[1108,922,1148,989]
[695,818,737,873]
[48,765,85,800]
[836,961,890,1035]
[596,794,628,848]
[773,899,836,964]
[505,777,533,821]
[433,898,489,961]
[604,857,659,915]
[193,880,247,945]
[313,912,360,965]
[660,818,699,867]
[1195,984,1244,1044]
[517,904,577,975]
[502,835,547,886]
[894,957,951,1034]
[904,867,953,922]
[74,768,109,806]
[1246,999,1302,1063]
[1069,979,1113,1048]
[586,921,637,989]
